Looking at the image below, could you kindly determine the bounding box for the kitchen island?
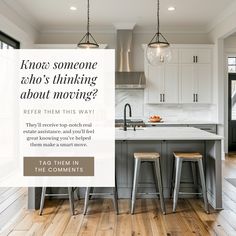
[115,127,223,210]
[28,127,223,210]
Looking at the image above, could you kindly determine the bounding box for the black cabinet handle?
[193,94,195,102]
[160,94,162,102]
[196,94,198,102]
[163,94,165,102]
[193,56,198,63]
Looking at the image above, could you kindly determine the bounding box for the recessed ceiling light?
[168,6,175,11]
[70,6,77,11]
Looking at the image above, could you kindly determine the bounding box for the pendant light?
[77,0,99,48]
[146,0,171,65]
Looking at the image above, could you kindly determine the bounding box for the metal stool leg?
[89,187,94,200]
[39,187,47,215]
[198,159,209,213]
[191,162,198,194]
[75,187,80,200]
[131,159,141,214]
[154,159,166,214]
[173,158,183,212]
[83,187,91,215]
[68,187,75,215]
[170,155,175,198]
[152,162,160,199]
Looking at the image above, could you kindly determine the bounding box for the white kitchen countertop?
[115,127,223,141]
[115,117,219,125]
[144,120,219,125]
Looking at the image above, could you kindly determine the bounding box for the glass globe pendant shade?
[146,43,172,66]
[146,0,171,66]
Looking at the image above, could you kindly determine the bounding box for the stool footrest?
[89,193,114,196]
[137,192,160,195]
[44,193,69,197]
[178,192,203,195]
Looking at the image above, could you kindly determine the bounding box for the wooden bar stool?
[172,152,209,213]
[83,183,119,215]
[131,152,166,214]
[39,187,77,215]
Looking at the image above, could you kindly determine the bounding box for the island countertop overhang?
[115,127,223,141]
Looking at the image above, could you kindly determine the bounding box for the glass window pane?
[2,42,8,49]
[228,66,236,73]
[232,80,236,120]
[228,57,236,65]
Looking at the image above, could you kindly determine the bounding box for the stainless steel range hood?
[115,71,146,89]
[115,29,146,89]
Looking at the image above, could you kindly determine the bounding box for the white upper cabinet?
[195,64,212,103]
[145,48,179,104]
[180,47,212,104]
[180,48,212,64]
[144,45,213,104]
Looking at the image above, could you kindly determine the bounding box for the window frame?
[0,31,20,49]
[228,56,236,73]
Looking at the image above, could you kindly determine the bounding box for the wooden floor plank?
[131,199,154,236]
[95,199,116,236]
[161,199,196,236]
[146,199,167,236]
[220,210,236,231]
[0,188,26,214]
[189,199,229,236]
[0,188,9,194]
[0,188,20,201]
[178,200,210,236]
[42,200,71,236]
[27,199,65,236]
[7,231,27,236]
[0,191,27,233]
[78,199,103,236]
[114,199,132,236]
[62,200,84,236]
[2,155,236,235]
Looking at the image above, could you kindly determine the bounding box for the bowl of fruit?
[149,115,162,123]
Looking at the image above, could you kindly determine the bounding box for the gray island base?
[28,127,223,210]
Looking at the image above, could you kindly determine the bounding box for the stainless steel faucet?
[124,103,132,131]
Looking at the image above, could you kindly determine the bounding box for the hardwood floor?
[1,155,236,236]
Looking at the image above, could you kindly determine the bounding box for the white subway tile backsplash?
[116,90,217,122]
[115,90,144,118]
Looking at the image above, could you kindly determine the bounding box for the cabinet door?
[196,64,212,103]
[196,49,212,63]
[180,49,195,64]
[181,64,195,103]
[164,64,179,103]
[168,48,179,64]
[180,48,212,64]
[146,64,164,103]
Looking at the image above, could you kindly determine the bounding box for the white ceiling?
[3,0,235,32]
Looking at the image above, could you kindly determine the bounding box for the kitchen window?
[0,31,20,49]
[228,57,236,73]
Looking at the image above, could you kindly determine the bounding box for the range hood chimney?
[115,29,146,89]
